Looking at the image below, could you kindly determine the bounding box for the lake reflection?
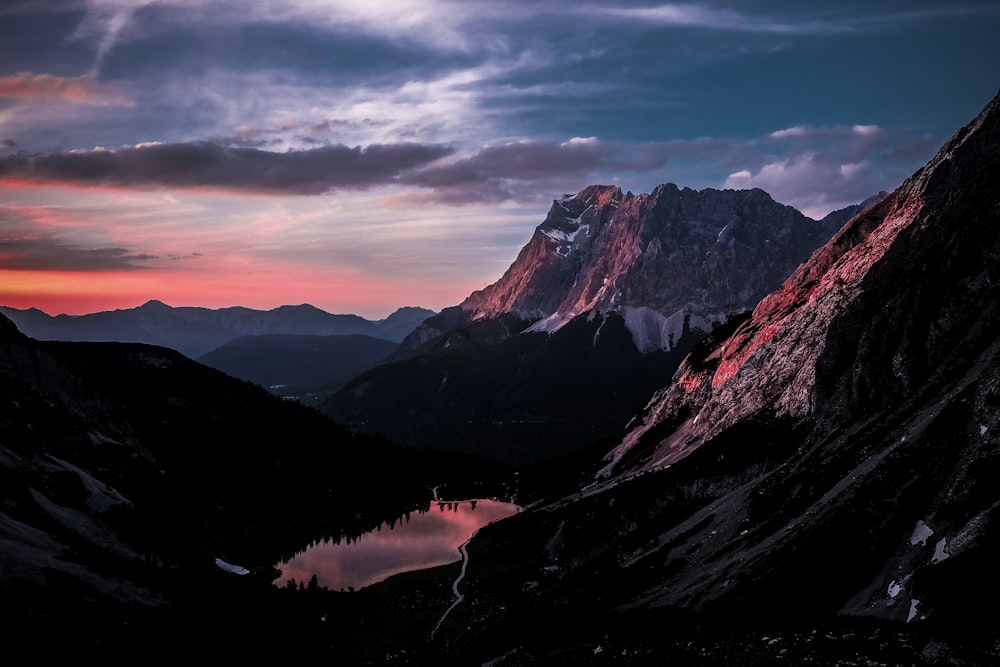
[274,499,519,591]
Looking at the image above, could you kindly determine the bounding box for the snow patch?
[87,431,121,446]
[931,537,948,563]
[980,424,988,436]
[621,306,685,353]
[887,580,902,598]
[541,220,588,245]
[215,558,249,575]
[910,520,933,546]
[592,316,608,347]
[621,306,717,353]
[907,598,921,623]
[525,311,575,334]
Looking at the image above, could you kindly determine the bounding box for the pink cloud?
[0,72,130,106]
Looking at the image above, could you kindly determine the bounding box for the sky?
[1,1,998,319]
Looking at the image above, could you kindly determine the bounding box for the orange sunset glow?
[2,0,996,320]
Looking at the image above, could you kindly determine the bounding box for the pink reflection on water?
[274,499,519,591]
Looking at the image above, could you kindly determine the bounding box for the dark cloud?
[0,141,454,194]
[391,124,939,211]
[208,118,396,150]
[399,136,742,204]
[0,238,156,271]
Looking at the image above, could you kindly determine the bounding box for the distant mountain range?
[0,301,435,359]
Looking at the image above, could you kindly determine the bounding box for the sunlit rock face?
[578,89,1000,626]
[405,183,870,355]
[608,89,1000,475]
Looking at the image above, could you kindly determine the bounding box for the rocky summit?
[407,183,878,355]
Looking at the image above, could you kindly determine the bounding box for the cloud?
[69,0,159,75]
[1,122,939,218]
[769,126,810,139]
[724,153,876,218]
[0,238,156,271]
[595,3,846,34]
[397,137,717,204]
[724,123,941,216]
[0,72,130,106]
[0,141,454,194]
[71,0,490,55]
[597,2,1000,34]
[0,201,157,271]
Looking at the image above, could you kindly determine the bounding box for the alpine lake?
[274,497,520,591]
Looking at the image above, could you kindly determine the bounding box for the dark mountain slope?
[375,305,436,341]
[326,312,694,464]
[0,314,494,654]
[197,332,397,401]
[406,89,1000,663]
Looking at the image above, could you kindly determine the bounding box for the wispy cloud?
[596,2,1000,35]
[74,0,492,54]
[594,3,848,34]
[75,1,147,75]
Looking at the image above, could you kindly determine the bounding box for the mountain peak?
[571,183,624,206]
[271,303,323,313]
[448,182,843,353]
